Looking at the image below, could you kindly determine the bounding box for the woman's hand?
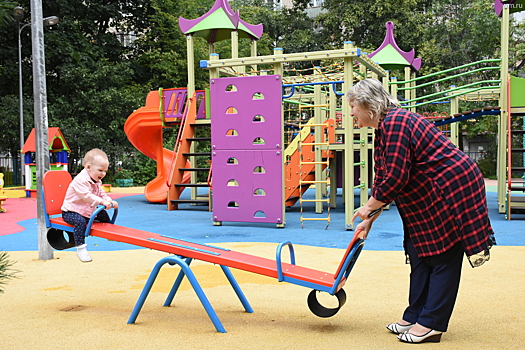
[355,220,373,240]
[352,204,374,222]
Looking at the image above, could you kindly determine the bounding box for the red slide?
[124,91,189,203]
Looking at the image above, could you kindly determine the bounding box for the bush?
[476,157,497,179]
[0,251,19,293]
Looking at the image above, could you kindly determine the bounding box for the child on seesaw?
[61,148,118,262]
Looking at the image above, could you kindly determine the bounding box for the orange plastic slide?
[124,91,189,203]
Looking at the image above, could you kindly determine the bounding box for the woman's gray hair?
[346,78,399,121]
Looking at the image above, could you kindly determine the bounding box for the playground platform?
[0,182,524,349]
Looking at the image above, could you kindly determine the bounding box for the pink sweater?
[61,169,112,218]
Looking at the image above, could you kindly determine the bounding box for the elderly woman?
[349,79,495,344]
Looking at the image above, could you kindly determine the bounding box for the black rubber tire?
[47,229,76,250]
[307,288,347,318]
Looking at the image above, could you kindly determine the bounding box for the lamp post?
[13,6,58,186]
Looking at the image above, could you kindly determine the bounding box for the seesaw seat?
[42,170,365,332]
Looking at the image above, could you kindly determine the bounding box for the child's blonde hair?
[83,148,109,167]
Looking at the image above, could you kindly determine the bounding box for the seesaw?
[43,170,365,333]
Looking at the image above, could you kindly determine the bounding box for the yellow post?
[186,35,195,96]
[449,92,459,146]
[209,53,219,80]
[411,71,417,113]
[273,47,283,76]
[231,30,244,75]
[404,67,411,109]
[250,40,258,75]
[343,41,355,230]
[391,77,398,102]
[498,4,510,214]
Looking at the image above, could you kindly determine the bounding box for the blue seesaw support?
[127,256,253,333]
[42,170,365,332]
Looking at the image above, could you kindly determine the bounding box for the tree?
[0,0,155,174]
[0,1,16,26]
[417,0,502,78]
[293,0,431,53]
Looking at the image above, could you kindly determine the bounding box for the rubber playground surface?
[0,182,524,349]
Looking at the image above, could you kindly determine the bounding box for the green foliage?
[121,153,157,186]
[0,251,19,293]
[418,0,501,78]
[0,1,17,27]
[477,157,497,178]
[230,0,326,69]
[306,0,431,52]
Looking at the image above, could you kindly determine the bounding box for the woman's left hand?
[352,205,373,222]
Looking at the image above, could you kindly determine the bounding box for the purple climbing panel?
[210,75,284,225]
[210,75,282,150]
[212,150,284,224]
[163,88,206,123]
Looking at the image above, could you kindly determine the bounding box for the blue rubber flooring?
[1,189,523,251]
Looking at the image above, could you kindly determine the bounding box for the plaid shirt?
[372,108,494,258]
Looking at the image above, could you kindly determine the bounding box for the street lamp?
[13,6,59,186]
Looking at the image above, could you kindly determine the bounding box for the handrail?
[396,66,501,91]
[403,80,501,104]
[402,85,501,108]
[282,80,344,99]
[389,59,502,85]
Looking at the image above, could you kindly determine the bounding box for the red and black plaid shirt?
[372,108,495,258]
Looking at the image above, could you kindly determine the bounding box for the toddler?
[61,149,118,262]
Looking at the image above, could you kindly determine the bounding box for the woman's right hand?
[355,219,373,240]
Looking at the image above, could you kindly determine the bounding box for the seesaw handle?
[85,204,119,237]
[276,241,296,282]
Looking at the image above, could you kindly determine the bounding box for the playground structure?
[21,127,70,198]
[42,170,365,332]
[123,0,525,226]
